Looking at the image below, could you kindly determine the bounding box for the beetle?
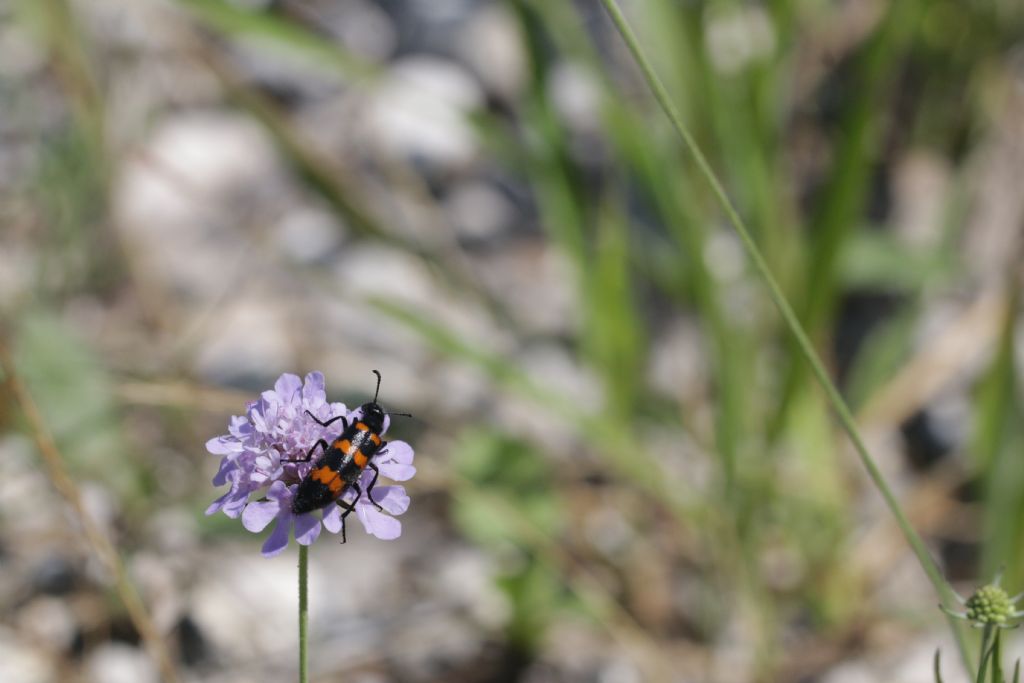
[285,370,403,542]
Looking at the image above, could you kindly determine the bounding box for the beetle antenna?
[372,369,382,402]
[389,412,413,419]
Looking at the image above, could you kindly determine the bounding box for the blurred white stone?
[710,611,756,683]
[598,658,642,683]
[231,36,345,99]
[821,661,875,683]
[388,609,482,677]
[193,297,295,382]
[81,481,120,541]
[703,229,746,282]
[274,205,343,264]
[548,61,603,133]
[190,550,299,660]
[114,112,283,301]
[492,345,601,453]
[446,180,515,241]
[433,549,509,630]
[827,631,970,683]
[583,505,634,557]
[311,0,397,62]
[475,244,579,336]
[362,56,483,168]
[408,0,472,23]
[143,507,199,556]
[0,629,55,683]
[330,243,508,357]
[647,317,707,404]
[0,23,46,79]
[0,436,66,538]
[520,344,603,415]
[892,151,951,249]
[17,598,77,652]
[132,552,183,633]
[964,69,1024,284]
[427,362,492,415]
[84,643,159,683]
[71,0,178,52]
[704,5,776,75]
[456,4,526,101]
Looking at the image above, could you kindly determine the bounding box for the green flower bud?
[964,584,1014,625]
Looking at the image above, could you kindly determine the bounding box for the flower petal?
[365,485,410,515]
[242,499,280,532]
[321,505,343,534]
[266,480,292,505]
[294,513,322,545]
[302,372,326,406]
[206,436,243,455]
[356,503,402,540]
[274,373,303,402]
[220,487,253,519]
[261,517,292,557]
[211,458,237,486]
[380,441,414,464]
[205,486,238,516]
[377,462,416,481]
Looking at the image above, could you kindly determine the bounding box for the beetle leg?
[334,497,357,544]
[335,483,364,544]
[366,463,384,512]
[304,409,348,431]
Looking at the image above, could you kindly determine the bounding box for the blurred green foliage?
[453,430,568,653]
[6,0,1024,679]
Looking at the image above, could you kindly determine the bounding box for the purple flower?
[206,372,416,557]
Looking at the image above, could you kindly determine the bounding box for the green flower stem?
[976,625,994,683]
[299,544,309,683]
[596,0,972,672]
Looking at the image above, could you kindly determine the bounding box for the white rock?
[0,22,47,79]
[113,112,283,301]
[361,56,483,168]
[193,297,295,383]
[0,629,55,683]
[704,4,776,75]
[475,244,579,336]
[446,180,515,241]
[548,61,603,133]
[456,4,526,101]
[313,0,397,62]
[17,598,77,652]
[84,643,159,683]
[274,206,344,264]
[190,550,299,660]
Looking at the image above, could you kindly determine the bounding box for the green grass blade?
[178,0,375,79]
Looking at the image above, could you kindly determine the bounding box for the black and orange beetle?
[286,370,405,542]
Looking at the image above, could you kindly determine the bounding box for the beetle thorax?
[358,402,386,433]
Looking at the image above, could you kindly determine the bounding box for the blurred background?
[1,0,1023,681]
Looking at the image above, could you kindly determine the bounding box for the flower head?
[964,584,1016,625]
[941,572,1024,629]
[206,372,415,556]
